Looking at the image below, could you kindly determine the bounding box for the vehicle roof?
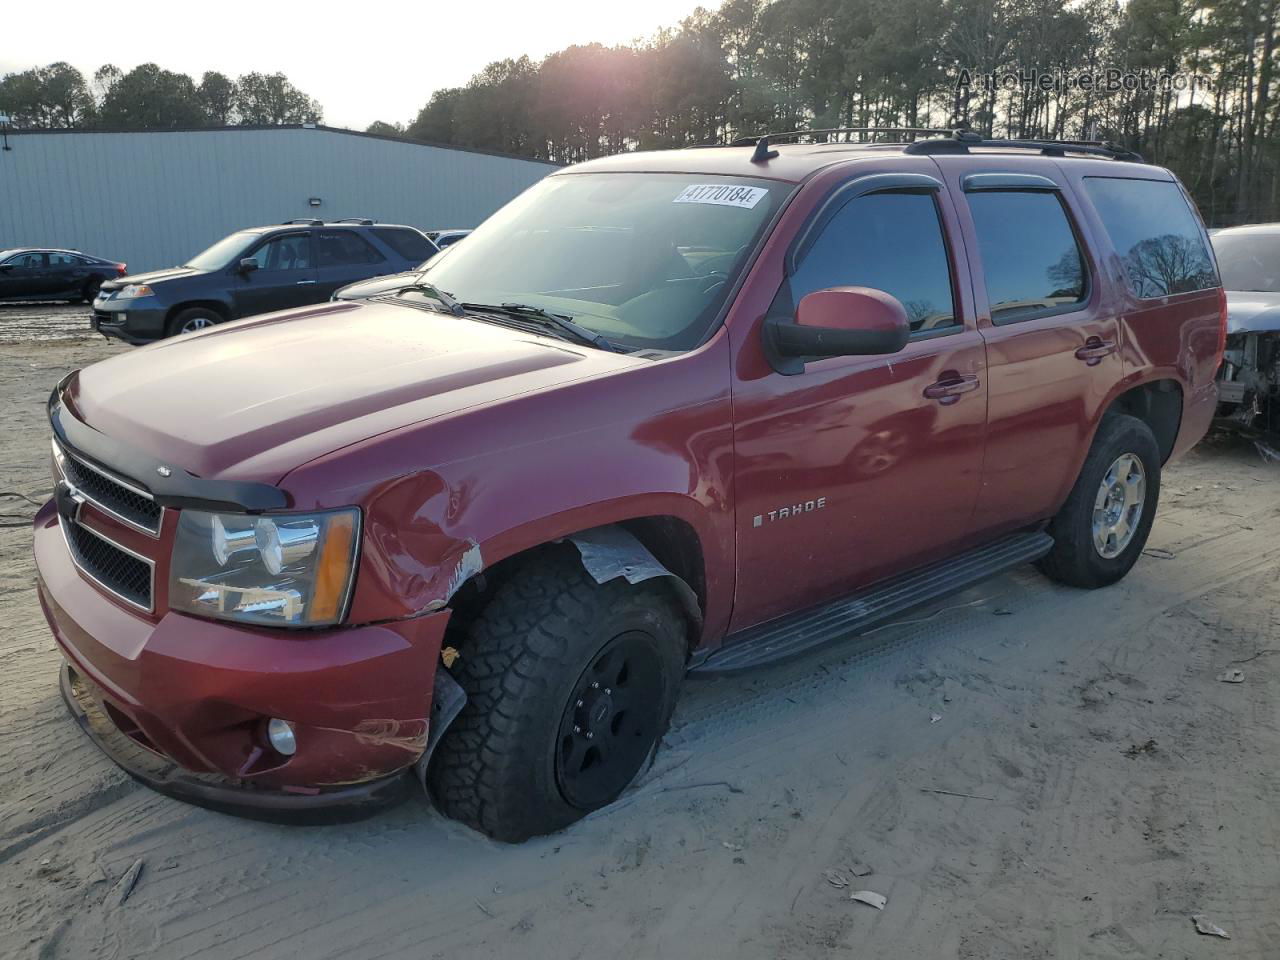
[1213,222,1280,237]
[560,141,1159,183]
[0,247,97,258]
[241,222,424,235]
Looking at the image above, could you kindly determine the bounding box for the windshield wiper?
[461,302,621,352]
[395,281,465,316]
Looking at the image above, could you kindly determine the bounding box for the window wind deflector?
[962,173,1060,192]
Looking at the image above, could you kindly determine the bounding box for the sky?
[1,0,712,130]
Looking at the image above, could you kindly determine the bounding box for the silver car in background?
[1214,224,1280,440]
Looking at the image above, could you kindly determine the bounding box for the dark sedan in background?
[92,219,438,343]
[0,248,126,303]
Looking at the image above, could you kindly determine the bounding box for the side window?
[966,191,1087,324]
[316,231,385,267]
[8,253,46,268]
[49,253,80,266]
[1082,177,1217,298]
[791,191,957,333]
[371,227,436,261]
[247,235,313,272]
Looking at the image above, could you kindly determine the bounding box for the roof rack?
[329,218,375,225]
[904,130,1144,163]
[730,127,955,164]
[282,218,324,225]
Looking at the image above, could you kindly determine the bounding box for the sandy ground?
[2,308,1279,959]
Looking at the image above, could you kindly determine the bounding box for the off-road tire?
[166,307,222,337]
[1038,413,1161,589]
[427,547,686,842]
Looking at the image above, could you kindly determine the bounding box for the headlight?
[118,284,154,299]
[169,508,360,627]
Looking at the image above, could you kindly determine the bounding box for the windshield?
[184,231,261,271]
[1213,233,1280,293]
[418,173,788,351]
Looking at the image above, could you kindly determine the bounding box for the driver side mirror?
[0,263,13,272]
[765,286,910,374]
[237,258,260,274]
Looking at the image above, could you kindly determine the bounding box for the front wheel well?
[442,517,707,656]
[165,301,230,326]
[1106,380,1183,463]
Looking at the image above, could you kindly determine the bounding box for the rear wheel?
[427,547,686,842]
[167,307,222,337]
[81,277,102,303]
[1038,414,1161,588]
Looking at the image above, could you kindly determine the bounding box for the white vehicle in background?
[1214,224,1280,437]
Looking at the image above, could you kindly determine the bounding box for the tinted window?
[49,253,81,265]
[1083,177,1217,298]
[316,231,385,267]
[246,235,313,271]
[372,227,436,262]
[186,231,261,271]
[791,191,956,332]
[7,252,45,267]
[1213,232,1280,293]
[967,191,1087,323]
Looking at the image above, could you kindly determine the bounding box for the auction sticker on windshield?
[673,184,769,209]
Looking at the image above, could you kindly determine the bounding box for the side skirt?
[690,531,1053,674]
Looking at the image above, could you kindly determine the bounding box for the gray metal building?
[0,125,557,272]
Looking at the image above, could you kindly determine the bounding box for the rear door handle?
[923,374,981,405]
[1075,338,1117,365]
[296,279,317,285]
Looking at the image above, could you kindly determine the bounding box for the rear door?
[313,230,389,299]
[48,252,91,296]
[230,232,318,317]
[730,171,989,629]
[941,161,1124,535]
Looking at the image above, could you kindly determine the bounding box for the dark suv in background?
[91,220,438,342]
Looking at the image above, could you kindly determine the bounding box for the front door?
[0,252,47,298]
[938,162,1124,535]
[231,232,318,318]
[730,175,988,631]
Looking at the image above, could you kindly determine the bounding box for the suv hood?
[1226,291,1280,335]
[66,300,644,484]
[101,266,203,291]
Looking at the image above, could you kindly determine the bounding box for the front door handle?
[923,374,981,405]
[296,279,317,285]
[1075,337,1117,365]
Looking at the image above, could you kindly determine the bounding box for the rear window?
[372,227,437,262]
[1082,177,1217,298]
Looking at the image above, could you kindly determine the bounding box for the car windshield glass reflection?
[418,173,787,351]
[185,231,260,271]
[1213,234,1280,293]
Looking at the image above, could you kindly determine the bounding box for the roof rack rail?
[904,130,1144,163]
[282,218,324,225]
[329,217,375,225]
[731,126,954,147]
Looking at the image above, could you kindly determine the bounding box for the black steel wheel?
[556,630,668,810]
[428,545,686,842]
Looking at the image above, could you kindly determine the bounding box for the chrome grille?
[61,518,154,611]
[53,440,163,536]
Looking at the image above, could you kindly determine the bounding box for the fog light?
[266,718,297,756]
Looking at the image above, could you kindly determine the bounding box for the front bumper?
[91,296,167,344]
[34,500,452,821]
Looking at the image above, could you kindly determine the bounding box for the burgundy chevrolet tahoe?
[34,132,1225,841]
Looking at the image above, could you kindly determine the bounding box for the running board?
[691,531,1053,674]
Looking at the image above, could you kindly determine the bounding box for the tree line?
[394,0,1278,227]
[0,62,322,129]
